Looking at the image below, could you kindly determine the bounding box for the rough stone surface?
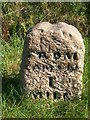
[20,22,85,100]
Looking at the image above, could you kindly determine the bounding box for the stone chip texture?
[20,22,85,100]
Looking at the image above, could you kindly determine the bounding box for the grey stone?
[20,22,85,100]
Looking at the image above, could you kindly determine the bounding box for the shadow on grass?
[2,74,22,103]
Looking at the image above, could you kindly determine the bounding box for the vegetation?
[1,2,90,118]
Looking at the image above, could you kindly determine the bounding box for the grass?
[2,90,88,118]
[2,33,89,118]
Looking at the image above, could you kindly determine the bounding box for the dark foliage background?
[1,2,90,41]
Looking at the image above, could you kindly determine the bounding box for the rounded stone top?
[32,22,82,39]
[31,22,85,53]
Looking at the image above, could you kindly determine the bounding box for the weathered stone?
[20,22,85,100]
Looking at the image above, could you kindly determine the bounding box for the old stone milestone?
[20,22,85,100]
